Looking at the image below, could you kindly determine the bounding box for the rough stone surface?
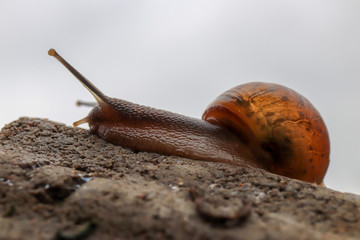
[0,117,359,240]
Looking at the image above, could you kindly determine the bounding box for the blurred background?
[1,1,359,194]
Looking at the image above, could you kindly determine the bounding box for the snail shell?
[203,82,330,184]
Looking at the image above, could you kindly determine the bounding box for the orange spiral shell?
[202,82,330,184]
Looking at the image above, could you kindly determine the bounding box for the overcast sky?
[1,1,359,194]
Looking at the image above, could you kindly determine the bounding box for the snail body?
[48,49,330,184]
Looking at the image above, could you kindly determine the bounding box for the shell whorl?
[202,82,330,184]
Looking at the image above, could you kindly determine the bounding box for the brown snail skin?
[48,49,330,184]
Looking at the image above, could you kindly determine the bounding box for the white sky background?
[1,1,359,194]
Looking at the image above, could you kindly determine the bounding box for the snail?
[48,49,330,184]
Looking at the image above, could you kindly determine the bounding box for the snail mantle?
[0,117,359,240]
